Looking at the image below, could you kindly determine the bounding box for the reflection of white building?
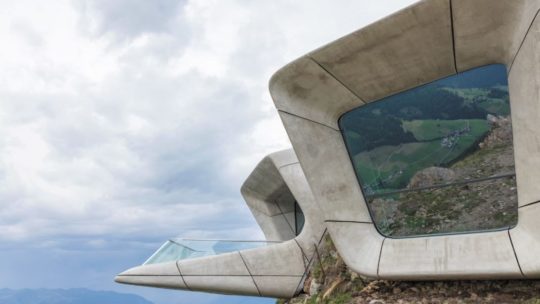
[117,0,540,298]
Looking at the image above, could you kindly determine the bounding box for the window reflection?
[340,64,517,237]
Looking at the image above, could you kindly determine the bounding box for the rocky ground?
[277,236,540,304]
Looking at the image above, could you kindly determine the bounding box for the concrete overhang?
[270,0,540,279]
[115,149,326,297]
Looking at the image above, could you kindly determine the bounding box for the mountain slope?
[0,288,153,304]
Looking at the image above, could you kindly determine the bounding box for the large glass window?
[340,64,517,237]
[144,239,278,265]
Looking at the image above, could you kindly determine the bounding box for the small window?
[340,64,517,237]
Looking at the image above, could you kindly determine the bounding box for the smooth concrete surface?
[326,222,383,278]
[309,0,455,103]
[279,112,372,223]
[252,276,303,299]
[510,204,540,277]
[508,15,540,207]
[270,57,363,130]
[278,163,325,249]
[241,151,301,241]
[270,0,540,280]
[114,261,186,290]
[453,0,540,72]
[379,231,522,279]
[182,276,260,296]
[178,252,250,276]
[115,275,187,290]
[249,207,296,241]
[240,240,306,276]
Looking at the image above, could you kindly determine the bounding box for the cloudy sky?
[0,1,417,303]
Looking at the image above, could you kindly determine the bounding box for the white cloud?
[0,0,418,255]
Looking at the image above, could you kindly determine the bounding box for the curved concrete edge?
[240,151,298,241]
[240,240,307,276]
[278,162,325,250]
[253,276,304,299]
[379,231,522,280]
[308,0,455,103]
[510,204,540,277]
[507,14,540,206]
[115,240,307,298]
[453,0,540,72]
[269,0,540,280]
[115,261,186,290]
[278,111,372,223]
[325,222,383,278]
[269,56,363,130]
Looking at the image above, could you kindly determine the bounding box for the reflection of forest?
[344,84,511,194]
[340,65,518,237]
[369,116,517,237]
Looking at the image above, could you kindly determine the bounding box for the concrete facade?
[116,150,326,298]
[270,0,540,280]
[116,0,540,298]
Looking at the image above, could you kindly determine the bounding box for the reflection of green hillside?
[344,84,510,195]
[354,119,489,193]
[443,87,510,116]
[403,119,489,141]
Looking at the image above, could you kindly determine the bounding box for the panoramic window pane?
[340,64,518,237]
[144,239,277,265]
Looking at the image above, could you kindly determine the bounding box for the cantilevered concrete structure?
[270,0,540,280]
[117,0,540,298]
[116,150,326,298]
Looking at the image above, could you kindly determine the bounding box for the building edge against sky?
[116,0,540,298]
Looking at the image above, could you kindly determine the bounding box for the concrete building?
[116,0,540,298]
[115,150,326,298]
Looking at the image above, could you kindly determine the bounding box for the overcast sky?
[0,1,417,303]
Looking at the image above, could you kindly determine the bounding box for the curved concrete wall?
[116,150,326,298]
[270,0,540,279]
[241,150,303,241]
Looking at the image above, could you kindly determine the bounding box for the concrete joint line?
[324,220,373,224]
[293,238,309,270]
[176,261,191,291]
[507,229,525,277]
[305,55,368,104]
[179,274,300,277]
[509,8,540,76]
[275,199,296,235]
[278,109,340,132]
[237,251,262,296]
[277,161,300,170]
[376,237,386,278]
[519,200,540,209]
[449,0,458,73]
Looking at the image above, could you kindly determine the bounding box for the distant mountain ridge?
[0,288,153,304]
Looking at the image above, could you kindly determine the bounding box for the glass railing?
[143,239,281,265]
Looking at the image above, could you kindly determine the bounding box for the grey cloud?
[75,0,189,43]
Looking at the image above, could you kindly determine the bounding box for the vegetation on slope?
[277,236,540,304]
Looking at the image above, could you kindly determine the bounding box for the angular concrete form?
[270,0,540,280]
[117,0,540,298]
[116,150,326,298]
